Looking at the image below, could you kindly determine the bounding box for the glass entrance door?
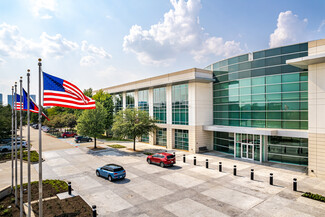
[241,143,254,160]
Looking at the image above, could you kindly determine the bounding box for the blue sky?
[0,0,324,104]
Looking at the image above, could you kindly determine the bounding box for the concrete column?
[166,85,172,125]
[166,127,173,149]
[134,90,138,108]
[122,92,126,109]
[148,88,153,117]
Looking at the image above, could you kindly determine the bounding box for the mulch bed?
[33,196,92,217]
[0,180,92,216]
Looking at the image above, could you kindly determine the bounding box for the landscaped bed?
[0,150,39,163]
[302,192,325,203]
[0,179,92,216]
[108,144,126,149]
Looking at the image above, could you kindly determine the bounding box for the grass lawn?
[0,150,39,163]
[108,144,126,149]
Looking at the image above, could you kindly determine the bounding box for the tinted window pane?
[252,59,265,68]
[265,57,282,66]
[281,44,300,54]
[253,51,265,59]
[266,75,281,84]
[282,73,300,83]
[265,47,281,57]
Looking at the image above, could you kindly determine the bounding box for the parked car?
[147,152,175,167]
[61,132,77,138]
[0,141,27,152]
[41,126,50,132]
[96,164,126,181]
[74,136,92,143]
[32,124,39,129]
[0,138,12,144]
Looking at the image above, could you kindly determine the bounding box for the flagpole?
[27,70,31,217]
[38,58,43,217]
[14,82,18,207]
[11,86,14,193]
[19,77,23,217]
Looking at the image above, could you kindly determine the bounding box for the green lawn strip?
[98,135,132,142]
[302,192,325,203]
[0,150,39,163]
[108,144,126,149]
[15,179,68,194]
[143,152,154,155]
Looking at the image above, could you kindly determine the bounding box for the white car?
[41,126,50,132]
[0,141,27,152]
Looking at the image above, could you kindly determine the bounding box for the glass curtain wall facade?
[138,89,149,142]
[214,132,234,154]
[268,136,308,165]
[153,87,167,124]
[113,93,123,113]
[156,128,167,146]
[175,129,189,150]
[172,84,189,125]
[211,43,308,129]
[126,92,135,108]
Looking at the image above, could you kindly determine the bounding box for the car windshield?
[167,155,175,159]
[113,167,124,172]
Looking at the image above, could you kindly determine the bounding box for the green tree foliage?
[76,103,106,148]
[83,88,93,97]
[112,108,157,151]
[0,105,12,139]
[93,90,114,137]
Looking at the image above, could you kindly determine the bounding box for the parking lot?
[40,145,325,216]
[3,128,325,216]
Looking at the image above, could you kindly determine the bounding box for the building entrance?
[235,133,263,162]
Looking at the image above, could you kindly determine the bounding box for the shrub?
[302,192,325,203]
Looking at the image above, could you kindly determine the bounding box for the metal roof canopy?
[203,125,308,138]
[286,53,325,69]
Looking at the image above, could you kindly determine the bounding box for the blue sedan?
[96,164,126,181]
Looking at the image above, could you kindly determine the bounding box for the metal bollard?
[233,165,237,176]
[251,169,254,180]
[183,154,186,163]
[270,173,273,185]
[293,178,297,191]
[68,181,71,195]
[194,156,196,165]
[173,152,175,156]
[206,159,208,169]
[92,205,97,217]
[219,162,222,172]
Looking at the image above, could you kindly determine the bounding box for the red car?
[147,152,175,167]
[61,132,77,138]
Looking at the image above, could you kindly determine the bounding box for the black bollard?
[219,162,222,172]
[270,173,273,185]
[68,181,72,195]
[251,169,254,180]
[183,154,186,163]
[206,159,208,168]
[293,178,297,191]
[92,205,97,217]
[194,156,196,165]
[233,165,237,176]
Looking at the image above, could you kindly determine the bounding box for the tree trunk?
[94,137,97,149]
[106,130,109,138]
[133,136,136,151]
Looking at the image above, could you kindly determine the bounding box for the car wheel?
[96,171,100,177]
[88,139,91,142]
[147,159,151,164]
[108,175,113,182]
[77,140,80,143]
[64,136,67,138]
[160,162,165,168]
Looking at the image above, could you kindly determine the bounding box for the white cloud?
[318,20,325,32]
[123,0,242,66]
[80,55,96,66]
[40,32,78,58]
[0,22,79,60]
[0,57,5,65]
[80,41,112,66]
[30,0,57,19]
[269,11,308,48]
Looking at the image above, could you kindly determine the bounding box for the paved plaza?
[2,128,325,216]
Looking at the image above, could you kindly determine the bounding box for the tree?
[83,88,93,97]
[93,90,114,137]
[76,103,106,148]
[63,113,77,129]
[112,108,157,151]
[0,105,12,139]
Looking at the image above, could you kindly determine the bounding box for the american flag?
[15,91,49,120]
[43,72,96,109]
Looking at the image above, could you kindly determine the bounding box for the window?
[153,87,166,124]
[138,89,149,112]
[126,92,134,108]
[175,129,189,150]
[113,93,123,113]
[172,84,188,125]
[156,128,167,146]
